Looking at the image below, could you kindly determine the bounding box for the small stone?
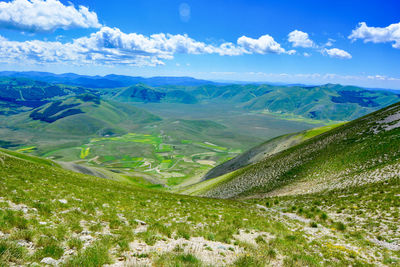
[255,204,268,211]
[58,199,68,204]
[80,235,94,242]
[41,257,58,266]
[135,219,147,225]
[65,249,75,255]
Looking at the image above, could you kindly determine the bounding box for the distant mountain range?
[105,83,399,121]
[0,71,216,88]
[0,75,399,122]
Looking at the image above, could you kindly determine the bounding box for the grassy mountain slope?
[7,94,160,136]
[241,84,399,121]
[1,76,398,123]
[112,83,399,122]
[0,77,88,115]
[1,147,398,266]
[202,123,344,181]
[198,101,400,199]
[110,84,198,104]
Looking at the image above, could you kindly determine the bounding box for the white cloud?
[322,48,352,59]
[288,30,314,48]
[325,38,335,47]
[287,49,296,55]
[0,27,298,66]
[0,0,101,32]
[303,52,311,57]
[237,34,286,54]
[349,22,400,49]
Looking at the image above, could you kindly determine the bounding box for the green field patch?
[259,110,344,125]
[16,146,37,153]
[193,142,228,151]
[156,144,173,152]
[300,122,347,140]
[80,147,90,159]
[91,133,162,145]
[159,159,173,169]
[131,157,144,161]
[122,162,143,168]
[99,155,116,163]
[181,139,192,144]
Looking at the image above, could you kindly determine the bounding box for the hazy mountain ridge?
[107,83,399,121]
[0,74,398,122]
[0,71,216,88]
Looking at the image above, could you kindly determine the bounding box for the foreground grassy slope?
[2,147,399,265]
[201,101,400,199]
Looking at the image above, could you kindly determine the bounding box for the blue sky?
[0,0,400,88]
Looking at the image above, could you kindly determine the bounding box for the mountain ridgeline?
[0,75,399,122]
[93,83,400,122]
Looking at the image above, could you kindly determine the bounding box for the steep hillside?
[202,124,344,181]
[8,94,161,136]
[115,83,399,122]
[183,83,399,121]
[242,84,399,121]
[199,101,400,199]
[0,77,88,115]
[110,84,197,104]
[1,147,398,266]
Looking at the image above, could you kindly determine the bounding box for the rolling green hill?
[193,101,400,199]
[0,77,89,115]
[1,76,398,123]
[110,84,198,104]
[6,94,161,136]
[105,83,399,122]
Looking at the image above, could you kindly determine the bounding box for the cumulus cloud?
[0,26,295,66]
[237,34,286,54]
[288,30,314,48]
[322,48,352,59]
[349,22,400,49]
[0,0,101,32]
[325,38,335,47]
